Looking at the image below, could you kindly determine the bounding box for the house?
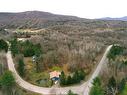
[49,71,61,81]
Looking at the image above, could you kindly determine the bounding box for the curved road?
[6,45,112,95]
[83,45,112,95]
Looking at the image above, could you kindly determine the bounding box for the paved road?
[6,45,112,95]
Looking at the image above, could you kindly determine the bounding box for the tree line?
[10,38,42,57]
[59,70,85,86]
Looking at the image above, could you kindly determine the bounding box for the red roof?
[49,71,61,79]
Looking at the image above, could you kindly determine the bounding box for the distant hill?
[100,16,127,21]
[0,11,86,29]
[0,11,127,29]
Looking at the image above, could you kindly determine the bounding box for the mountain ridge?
[100,16,127,21]
[0,11,87,29]
[0,11,127,29]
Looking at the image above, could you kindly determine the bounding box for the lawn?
[24,57,52,87]
[51,66,62,71]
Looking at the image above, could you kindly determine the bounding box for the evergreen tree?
[72,70,80,83]
[93,77,101,86]
[90,85,104,95]
[106,76,117,95]
[60,71,66,85]
[1,71,15,95]
[23,48,35,57]
[108,76,116,89]
[0,39,8,52]
[118,78,126,93]
[90,77,104,95]
[10,38,19,56]
[0,64,4,75]
[17,59,25,77]
[107,45,124,61]
[67,75,72,85]
[79,69,85,80]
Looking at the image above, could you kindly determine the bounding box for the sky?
[0,0,127,19]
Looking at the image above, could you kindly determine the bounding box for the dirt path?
[83,45,112,95]
[6,45,112,95]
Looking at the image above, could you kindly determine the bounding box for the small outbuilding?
[49,71,61,81]
[32,55,36,63]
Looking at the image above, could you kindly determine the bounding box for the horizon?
[0,10,127,19]
[0,0,127,19]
